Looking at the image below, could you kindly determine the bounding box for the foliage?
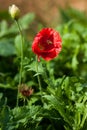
[0,8,87,130]
[59,7,87,24]
[44,76,87,130]
[55,20,87,79]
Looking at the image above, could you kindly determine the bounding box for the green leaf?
[14,35,22,56]
[44,95,73,127]
[25,61,44,74]
[19,13,35,29]
[0,20,17,39]
[0,106,10,130]
[0,40,16,56]
[0,21,8,36]
[10,13,35,32]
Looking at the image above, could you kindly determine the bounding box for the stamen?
[47,40,52,44]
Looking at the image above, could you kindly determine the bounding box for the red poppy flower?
[32,28,62,61]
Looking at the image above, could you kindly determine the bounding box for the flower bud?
[18,84,34,97]
[9,4,20,20]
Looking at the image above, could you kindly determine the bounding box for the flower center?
[38,40,53,51]
[47,40,52,44]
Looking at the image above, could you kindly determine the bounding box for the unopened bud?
[9,4,20,20]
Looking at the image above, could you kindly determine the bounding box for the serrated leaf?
[44,95,73,127]
[25,61,44,74]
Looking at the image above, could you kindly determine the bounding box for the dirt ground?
[0,0,87,25]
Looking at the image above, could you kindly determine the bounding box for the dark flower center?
[38,39,54,51]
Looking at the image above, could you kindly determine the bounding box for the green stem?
[15,20,24,107]
[36,56,43,104]
[80,96,87,128]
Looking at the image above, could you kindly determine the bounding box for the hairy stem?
[36,56,43,104]
[15,20,24,107]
